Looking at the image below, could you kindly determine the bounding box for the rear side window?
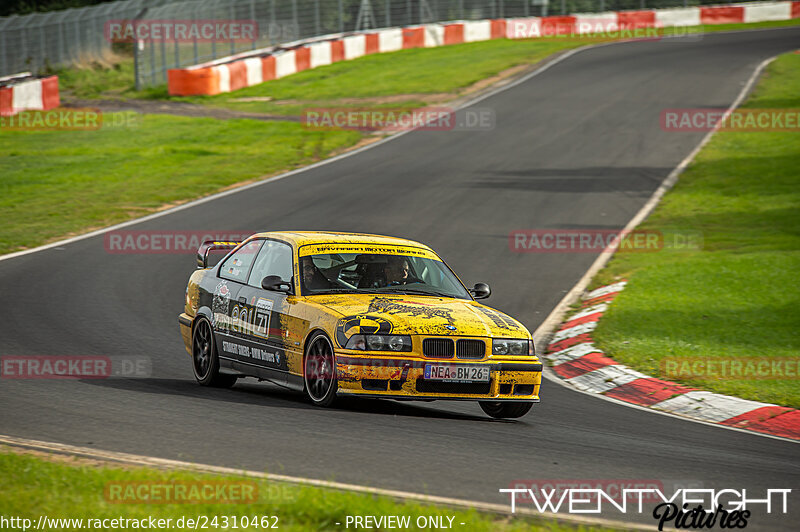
[219,240,263,283]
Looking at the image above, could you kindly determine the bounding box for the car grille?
[456,339,485,359]
[423,338,454,358]
[416,380,492,395]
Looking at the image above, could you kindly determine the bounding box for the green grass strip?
[0,450,617,531]
[0,116,361,255]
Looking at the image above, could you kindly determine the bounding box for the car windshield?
[299,251,471,299]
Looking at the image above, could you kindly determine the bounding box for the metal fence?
[0,0,770,89]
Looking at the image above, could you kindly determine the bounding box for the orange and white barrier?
[655,8,703,27]
[0,73,59,116]
[168,2,800,96]
[744,1,794,21]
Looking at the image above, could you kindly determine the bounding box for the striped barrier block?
[655,7,702,27]
[243,57,263,86]
[541,16,576,36]
[490,19,507,39]
[617,10,657,28]
[744,1,792,22]
[0,74,59,116]
[444,23,465,45]
[463,20,492,42]
[574,13,618,34]
[295,47,311,72]
[402,26,425,49]
[700,5,745,24]
[309,42,332,69]
[378,28,404,52]
[424,24,445,47]
[343,34,366,60]
[274,50,297,79]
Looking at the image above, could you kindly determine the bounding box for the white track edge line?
[0,434,656,531]
[532,54,799,444]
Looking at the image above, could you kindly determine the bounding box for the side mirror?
[261,275,292,293]
[469,282,491,299]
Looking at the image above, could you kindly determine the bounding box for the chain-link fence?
[0,0,770,89]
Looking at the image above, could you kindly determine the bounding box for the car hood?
[309,293,530,338]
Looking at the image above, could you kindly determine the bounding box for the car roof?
[250,231,435,252]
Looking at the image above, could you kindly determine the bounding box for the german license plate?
[424,364,490,382]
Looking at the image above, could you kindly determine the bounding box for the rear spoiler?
[197,240,241,268]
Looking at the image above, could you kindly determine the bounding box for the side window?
[248,240,294,289]
[219,240,263,283]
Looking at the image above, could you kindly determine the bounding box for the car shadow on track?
[80,376,516,423]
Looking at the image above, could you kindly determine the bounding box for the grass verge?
[592,52,800,408]
[0,116,360,254]
[0,450,616,532]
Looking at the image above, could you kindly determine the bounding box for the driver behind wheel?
[385,256,413,286]
[301,256,333,291]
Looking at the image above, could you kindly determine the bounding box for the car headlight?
[492,338,534,356]
[345,334,412,352]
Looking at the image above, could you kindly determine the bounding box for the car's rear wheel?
[479,401,532,419]
[304,332,337,407]
[192,317,237,388]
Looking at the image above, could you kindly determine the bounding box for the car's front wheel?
[479,401,532,419]
[304,331,337,407]
[192,317,237,388]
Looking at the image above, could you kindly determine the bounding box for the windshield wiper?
[309,288,357,295]
[379,287,451,298]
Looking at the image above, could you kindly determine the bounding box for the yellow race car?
[178,232,542,418]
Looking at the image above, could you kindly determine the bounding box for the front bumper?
[335,354,542,401]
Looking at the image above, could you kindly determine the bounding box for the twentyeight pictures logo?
[500,486,792,530]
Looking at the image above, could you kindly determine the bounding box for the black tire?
[303,331,337,407]
[479,401,533,419]
[192,317,237,388]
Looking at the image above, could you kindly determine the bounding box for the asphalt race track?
[2,28,799,530]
